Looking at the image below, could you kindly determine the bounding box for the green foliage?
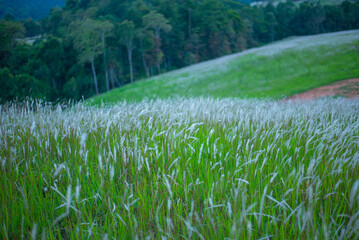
[0,19,25,64]
[12,73,46,98]
[291,2,326,35]
[0,68,47,101]
[143,11,172,37]
[0,68,14,101]
[117,20,136,82]
[118,20,136,44]
[22,18,43,37]
[70,18,113,65]
[36,36,66,89]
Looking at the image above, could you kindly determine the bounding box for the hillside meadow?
[2,29,359,240]
[91,30,359,104]
[1,98,359,239]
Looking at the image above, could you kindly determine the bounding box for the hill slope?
[91,30,359,104]
[0,0,64,20]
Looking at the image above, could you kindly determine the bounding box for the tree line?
[1,0,359,102]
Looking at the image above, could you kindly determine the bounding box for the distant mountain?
[0,0,64,20]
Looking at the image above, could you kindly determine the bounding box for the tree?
[70,18,113,94]
[143,11,172,73]
[0,68,14,101]
[137,27,152,78]
[101,30,110,91]
[143,11,172,39]
[23,18,43,37]
[0,20,25,66]
[36,36,66,92]
[323,5,345,32]
[41,7,65,36]
[0,68,46,101]
[118,20,136,83]
[291,2,325,35]
[195,0,243,58]
[275,2,295,39]
[341,0,359,29]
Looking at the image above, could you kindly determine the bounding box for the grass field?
[251,0,348,7]
[1,98,359,239]
[91,30,359,105]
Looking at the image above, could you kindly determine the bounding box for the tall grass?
[1,98,359,239]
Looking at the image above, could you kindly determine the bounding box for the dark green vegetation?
[1,98,359,239]
[1,0,359,102]
[91,31,359,104]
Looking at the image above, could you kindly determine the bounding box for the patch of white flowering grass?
[1,97,359,239]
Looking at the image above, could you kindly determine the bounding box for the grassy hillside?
[91,30,359,105]
[251,0,348,7]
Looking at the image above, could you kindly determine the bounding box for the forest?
[0,0,359,102]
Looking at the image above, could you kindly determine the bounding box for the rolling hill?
[0,0,64,20]
[91,29,359,105]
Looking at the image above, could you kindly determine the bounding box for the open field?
[1,98,359,239]
[91,30,359,104]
